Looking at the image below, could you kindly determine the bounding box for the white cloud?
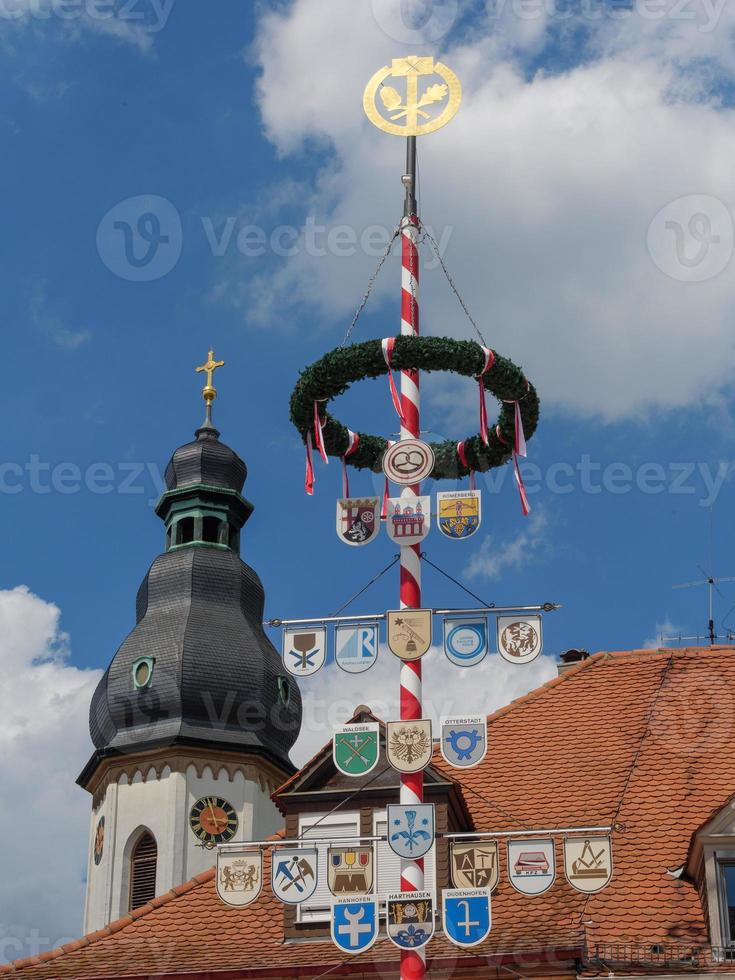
[643,617,685,649]
[28,278,91,350]
[247,0,735,421]
[292,645,556,765]
[466,508,550,580]
[0,587,101,964]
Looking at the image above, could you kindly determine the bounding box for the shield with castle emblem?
[336,497,380,547]
[216,847,263,907]
[328,847,374,896]
[386,719,432,773]
[385,495,431,544]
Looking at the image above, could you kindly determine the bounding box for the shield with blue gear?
[440,715,487,769]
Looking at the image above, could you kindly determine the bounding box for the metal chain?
[421,224,488,347]
[340,226,401,346]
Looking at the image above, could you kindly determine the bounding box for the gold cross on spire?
[196,349,225,405]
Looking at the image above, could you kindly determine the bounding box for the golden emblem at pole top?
[363,56,462,137]
[196,349,225,405]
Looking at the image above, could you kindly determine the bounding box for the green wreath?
[289,336,539,481]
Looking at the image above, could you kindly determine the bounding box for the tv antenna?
[670,508,735,645]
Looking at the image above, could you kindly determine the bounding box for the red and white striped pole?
[398,136,425,980]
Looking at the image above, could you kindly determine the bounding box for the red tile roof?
[4,646,734,978]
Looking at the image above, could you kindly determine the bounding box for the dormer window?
[719,861,735,945]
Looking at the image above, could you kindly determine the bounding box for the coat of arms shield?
[331,896,380,954]
[437,490,481,540]
[387,609,432,661]
[336,497,380,547]
[443,617,488,667]
[385,495,431,544]
[386,719,432,773]
[386,803,435,859]
[271,847,318,904]
[450,841,499,891]
[507,838,556,895]
[442,888,492,947]
[333,723,380,777]
[386,890,435,949]
[327,846,374,896]
[563,836,613,893]
[335,624,379,674]
[441,715,487,769]
[496,615,543,665]
[282,627,327,677]
[216,847,262,907]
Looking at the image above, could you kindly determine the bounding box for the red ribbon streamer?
[313,401,329,464]
[304,432,314,496]
[477,347,495,446]
[514,401,527,458]
[382,337,406,426]
[341,430,360,499]
[457,440,476,491]
[513,453,531,516]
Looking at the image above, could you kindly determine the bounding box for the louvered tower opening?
[129,833,157,911]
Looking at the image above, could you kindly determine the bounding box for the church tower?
[78,353,302,933]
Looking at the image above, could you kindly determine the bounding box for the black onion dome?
[164,421,247,492]
[87,547,301,770]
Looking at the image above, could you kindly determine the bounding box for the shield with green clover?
[333,722,380,777]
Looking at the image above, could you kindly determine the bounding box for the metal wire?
[420,552,496,610]
[421,223,488,346]
[329,555,401,617]
[340,225,401,346]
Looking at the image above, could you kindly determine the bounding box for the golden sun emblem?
[363,56,462,137]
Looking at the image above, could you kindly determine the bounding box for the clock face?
[94,816,105,866]
[189,796,238,847]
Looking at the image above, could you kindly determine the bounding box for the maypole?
[398,135,425,980]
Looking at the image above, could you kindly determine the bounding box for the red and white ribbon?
[381,440,395,519]
[313,401,329,464]
[477,346,495,446]
[498,402,531,516]
[304,432,315,496]
[382,337,406,426]
[457,440,476,491]
[514,454,531,516]
[514,401,527,458]
[341,430,360,499]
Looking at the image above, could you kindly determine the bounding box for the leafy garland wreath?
[289,336,539,481]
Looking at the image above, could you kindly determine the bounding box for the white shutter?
[297,813,360,922]
[374,813,436,902]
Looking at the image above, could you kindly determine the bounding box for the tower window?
[202,516,222,543]
[132,656,155,690]
[129,833,157,911]
[277,675,290,705]
[177,517,195,544]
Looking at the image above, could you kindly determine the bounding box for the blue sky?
[3,0,735,958]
